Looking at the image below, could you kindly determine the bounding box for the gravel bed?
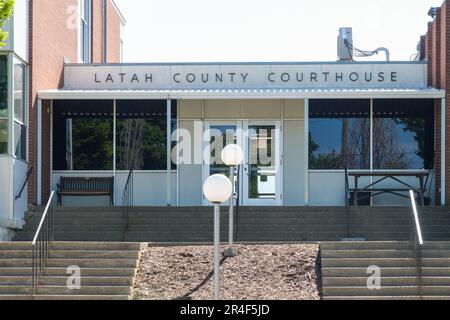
[132,244,320,300]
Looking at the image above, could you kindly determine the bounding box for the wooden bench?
[57,177,114,206]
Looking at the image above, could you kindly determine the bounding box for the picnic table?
[345,170,431,206]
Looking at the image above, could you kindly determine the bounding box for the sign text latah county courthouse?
[63,62,428,90]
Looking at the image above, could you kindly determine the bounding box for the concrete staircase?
[0,241,144,300]
[13,206,450,242]
[321,241,450,300]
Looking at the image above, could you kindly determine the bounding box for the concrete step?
[322,286,450,296]
[0,267,136,277]
[0,259,138,268]
[0,242,32,250]
[0,276,133,286]
[321,249,450,259]
[0,294,130,300]
[322,258,450,268]
[321,250,416,258]
[323,277,450,286]
[0,285,131,295]
[0,250,138,259]
[322,267,450,277]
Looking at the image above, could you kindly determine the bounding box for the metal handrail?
[15,167,33,200]
[344,166,350,207]
[409,189,424,299]
[121,169,134,241]
[32,191,55,296]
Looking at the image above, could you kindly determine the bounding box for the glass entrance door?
[243,121,282,205]
[203,120,282,206]
[203,121,242,205]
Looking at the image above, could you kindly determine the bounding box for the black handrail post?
[31,191,55,297]
[15,167,33,201]
[122,168,134,241]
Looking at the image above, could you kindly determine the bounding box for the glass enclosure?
[309,99,434,171]
[52,99,177,171]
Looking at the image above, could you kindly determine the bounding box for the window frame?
[51,99,178,172]
[78,0,92,63]
[308,98,435,172]
[0,53,9,155]
[12,56,28,161]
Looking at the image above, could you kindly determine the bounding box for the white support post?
[441,97,446,206]
[304,99,309,205]
[213,203,221,300]
[167,98,172,206]
[36,99,42,206]
[113,100,116,205]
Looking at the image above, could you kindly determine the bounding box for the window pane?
[116,100,177,170]
[0,56,7,117]
[53,100,113,170]
[0,119,7,154]
[373,99,434,170]
[13,60,25,122]
[14,121,26,160]
[309,99,370,170]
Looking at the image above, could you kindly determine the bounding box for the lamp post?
[221,144,244,257]
[203,174,233,300]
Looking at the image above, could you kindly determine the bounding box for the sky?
[114,0,444,63]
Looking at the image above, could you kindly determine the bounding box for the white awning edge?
[38,88,446,100]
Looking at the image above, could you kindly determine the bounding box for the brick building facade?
[28,0,124,204]
[421,1,450,204]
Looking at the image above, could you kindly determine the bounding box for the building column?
[304,99,309,205]
[442,97,446,206]
[36,98,42,206]
[167,98,172,206]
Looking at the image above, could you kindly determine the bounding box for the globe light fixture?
[221,144,244,167]
[221,144,244,257]
[203,174,233,300]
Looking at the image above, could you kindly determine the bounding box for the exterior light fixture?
[221,144,244,257]
[203,174,233,300]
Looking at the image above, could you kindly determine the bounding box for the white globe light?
[203,174,233,204]
[221,144,244,166]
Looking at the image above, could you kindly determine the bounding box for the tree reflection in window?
[52,100,113,171]
[309,99,370,170]
[373,99,434,170]
[115,100,177,171]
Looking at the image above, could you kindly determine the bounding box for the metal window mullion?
[113,99,116,205]
[304,98,309,206]
[167,98,171,206]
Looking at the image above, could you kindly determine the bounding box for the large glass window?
[79,0,91,63]
[309,99,370,169]
[0,119,7,154]
[53,100,177,171]
[0,55,7,118]
[309,99,435,171]
[13,58,26,160]
[373,99,434,170]
[53,100,113,170]
[116,100,177,170]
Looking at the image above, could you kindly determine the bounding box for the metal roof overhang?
[38,88,446,100]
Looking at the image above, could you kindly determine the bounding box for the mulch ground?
[132,244,321,300]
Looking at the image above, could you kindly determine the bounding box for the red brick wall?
[92,0,104,63]
[425,1,450,204]
[107,0,121,63]
[28,0,123,204]
[29,0,78,204]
